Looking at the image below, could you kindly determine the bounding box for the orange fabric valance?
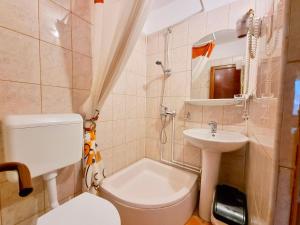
[94,0,104,3]
[192,42,215,59]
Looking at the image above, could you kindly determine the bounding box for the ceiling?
[143,0,238,35]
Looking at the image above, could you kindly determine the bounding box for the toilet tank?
[2,114,83,178]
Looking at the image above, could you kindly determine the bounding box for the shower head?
[155,61,171,76]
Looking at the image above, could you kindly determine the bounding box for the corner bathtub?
[100,158,198,225]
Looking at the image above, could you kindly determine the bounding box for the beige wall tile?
[166,71,187,97]
[72,15,92,56]
[171,21,189,48]
[146,76,162,98]
[274,167,293,225]
[188,13,207,44]
[74,161,83,194]
[146,97,160,119]
[202,106,223,128]
[0,81,41,119]
[126,95,137,119]
[101,150,113,176]
[171,46,188,73]
[0,178,44,225]
[223,105,245,126]
[56,165,75,202]
[73,53,92,90]
[71,0,93,23]
[0,0,39,38]
[136,97,146,118]
[0,28,40,84]
[39,0,72,49]
[96,121,113,150]
[185,105,203,123]
[52,0,71,10]
[100,94,113,121]
[72,89,89,113]
[112,145,127,172]
[146,118,160,139]
[42,86,73,113]
[126,141,137,165]
[126,72,137,96]
[40,41,73,88]
[183,142,201,167]
[145,138,160,161]
[147,53,164,76]
[219,149,246,190]
[112,120,126,147]
[147,33,159,55]
[125,119,137,143]
[136,75,146,97]
[137,138,146,160]
[113,72,127,95]
[112,94,126,120]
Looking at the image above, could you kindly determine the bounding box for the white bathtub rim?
[100,181,198,210]
[101,158,198,209]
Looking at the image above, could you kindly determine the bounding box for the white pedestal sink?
[183,128,248,222]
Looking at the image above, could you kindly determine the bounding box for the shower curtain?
[81,0,153,192]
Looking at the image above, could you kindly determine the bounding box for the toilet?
[2,114,120,225]
[37,192,120,225]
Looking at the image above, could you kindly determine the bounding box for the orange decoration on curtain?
[192,42,215,59]
[94,0,104,3]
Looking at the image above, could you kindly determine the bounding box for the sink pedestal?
[183,128,249,222]
[199,150,222,221]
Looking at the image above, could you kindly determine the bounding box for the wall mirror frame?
[186,29,248,106]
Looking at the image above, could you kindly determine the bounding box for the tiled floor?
[185,215,212,225]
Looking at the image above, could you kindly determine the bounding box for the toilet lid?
[37,193,121,225]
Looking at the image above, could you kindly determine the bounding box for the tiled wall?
[145,0,250,190]
[244,0,288,224]
[145,0,293,224]
[273,0,300,224]
[0,0,94,224]
[96,36,147,176]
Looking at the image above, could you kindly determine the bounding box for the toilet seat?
[37,192,121,225]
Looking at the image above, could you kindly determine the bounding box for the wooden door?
[209,65,241,99]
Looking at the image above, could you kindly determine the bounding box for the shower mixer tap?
[160,105,176,117]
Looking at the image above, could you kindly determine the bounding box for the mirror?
[190,29,247,99]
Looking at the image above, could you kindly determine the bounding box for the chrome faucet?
[160,105,176,117]
[208,121,217,136]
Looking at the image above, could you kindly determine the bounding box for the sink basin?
[183,128,248,152]
[183,128,248,222]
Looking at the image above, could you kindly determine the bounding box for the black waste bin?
[212,185,247,225]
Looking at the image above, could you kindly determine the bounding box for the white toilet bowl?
[37,193,121,225]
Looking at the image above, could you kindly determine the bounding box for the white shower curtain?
[82,0,153,118]
[81,0,153,192]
